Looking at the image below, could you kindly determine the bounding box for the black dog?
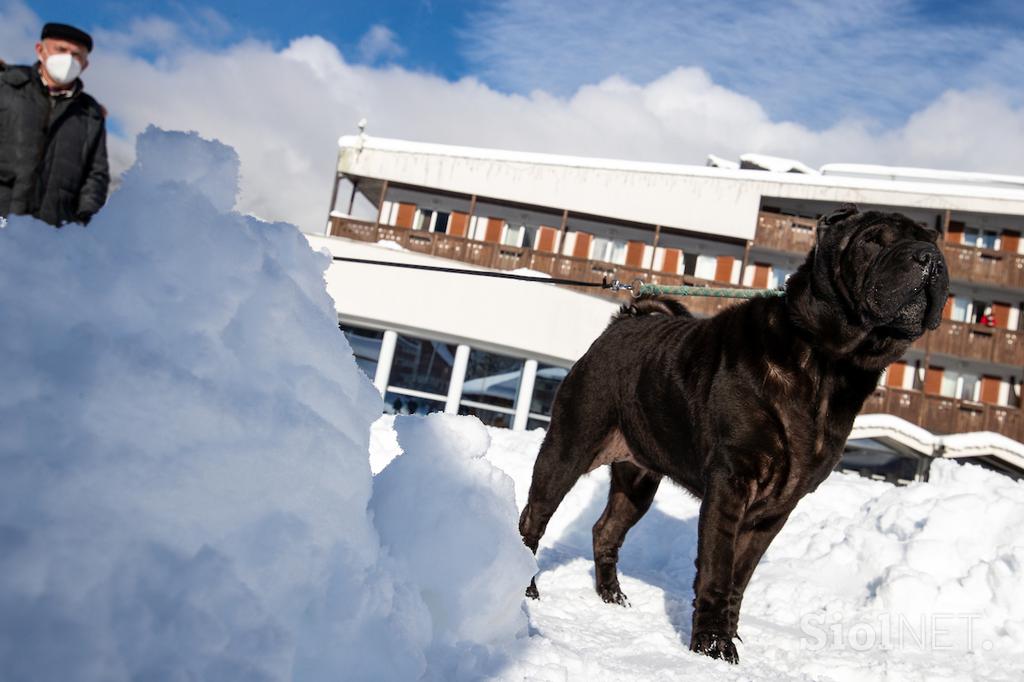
[519,205,948,664]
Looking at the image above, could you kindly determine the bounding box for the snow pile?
[0,127,530,681]
[371,414,536,675]
[369,421,1024,681]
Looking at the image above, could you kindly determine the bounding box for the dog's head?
[785,204,949,369]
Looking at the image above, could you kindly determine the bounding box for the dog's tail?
[614,294,693,321]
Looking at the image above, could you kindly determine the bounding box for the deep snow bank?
[0,127,533,681]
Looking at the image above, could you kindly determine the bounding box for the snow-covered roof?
[739,153,818,175]
[821,163,1024,190]
[852,413,1024,470]
[336,136,1024,242]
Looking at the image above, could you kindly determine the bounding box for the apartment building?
[310,135,1024,479]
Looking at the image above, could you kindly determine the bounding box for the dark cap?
[41,23,93,53]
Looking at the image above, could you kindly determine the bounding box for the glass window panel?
[530,364,569,416]
[502,225,525,246]
[526,417,550,431]
[960,374,980,401]
[940,371,960,398]
[389,334,457,395]
[461,349,524,409]
[951,297,970,323]
[458,403,514,429]
[434,211,449,234]
[981,231,998,250]
[384,390,445,416]
[339,324,383,380]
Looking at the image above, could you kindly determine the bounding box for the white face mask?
[43,52,82,86]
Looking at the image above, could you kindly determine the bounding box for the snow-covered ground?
[371,418,1024,681]
[2,127,1022,681]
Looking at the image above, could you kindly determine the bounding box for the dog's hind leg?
[519,422,601,599]
[592,461,661,606]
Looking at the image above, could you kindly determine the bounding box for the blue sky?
[25,0,1024,129]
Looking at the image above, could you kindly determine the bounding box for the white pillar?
[373,330,398,396]
[446,344,471,414]
[513,359,539,431]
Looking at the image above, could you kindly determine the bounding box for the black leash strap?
[330,255,609,288]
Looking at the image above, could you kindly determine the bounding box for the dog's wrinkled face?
[788,204,950,367]
[830,207,949,339]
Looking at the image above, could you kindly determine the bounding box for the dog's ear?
[818,204,858,229]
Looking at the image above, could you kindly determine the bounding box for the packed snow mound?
[372,414,536,655]
[0,127,533,681]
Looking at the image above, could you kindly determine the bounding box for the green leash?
[635,283,786,299]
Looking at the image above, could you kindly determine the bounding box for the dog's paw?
[689,631,739,664]
[525,578,540,600]
[597,584,630,607]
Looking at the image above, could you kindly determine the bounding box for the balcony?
[755,211,1024,291]
[863,387,1023,442]
[753,212,818,254]
[943,242,1024,290]
[329,217,743,317]
[912,319,1024,366]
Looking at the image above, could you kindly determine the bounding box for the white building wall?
[308,235,618,366]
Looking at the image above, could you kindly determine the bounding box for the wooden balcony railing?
[753,212,818,254]
[862,387,1023,442]
[943,242,1024,290]
[912,319,1024,366]
[755,211,1024,290]
[329,217,744,316]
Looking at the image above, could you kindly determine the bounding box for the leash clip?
[602,277,646,298]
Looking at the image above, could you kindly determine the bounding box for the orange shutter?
[992,302,1011,329]
[395,203,416,228]
[752,263,770,288]
[537,226,557,253]
[924,366,944,396]
[942,295,954,321]
[980,376,1001,404]
[886,362,907,388]
[946,220,965,244]
[572,232,593,259]
[1002,231,1020,254]
[449,211,469,237]
[660,248,680,273]
[714,256,735,283]
[484,218,504,243]
[626,241,646,267]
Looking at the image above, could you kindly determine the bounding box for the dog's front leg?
[690,472,750,664]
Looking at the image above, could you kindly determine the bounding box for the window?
[960,373,980,402]
[589,237,629,264]
[940,371,959,398]
[339,324,384,380]
[388,334,457,397]
[459,349,523,427]
[950,297,970,323]
[384,391,446,417]
[502,224,525,247]
[526,364,569,429]
[694,255,718,280]
[964,227,999,250]
[940,370,980,401]
[434,211,450,233]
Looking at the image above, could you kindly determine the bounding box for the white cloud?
[462,0,1024,127]
[2,0,1023,235]
[357,24,404,64]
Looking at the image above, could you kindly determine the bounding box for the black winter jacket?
[0,63,109,226]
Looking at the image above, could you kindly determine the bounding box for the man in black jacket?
[0,22,109,227]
